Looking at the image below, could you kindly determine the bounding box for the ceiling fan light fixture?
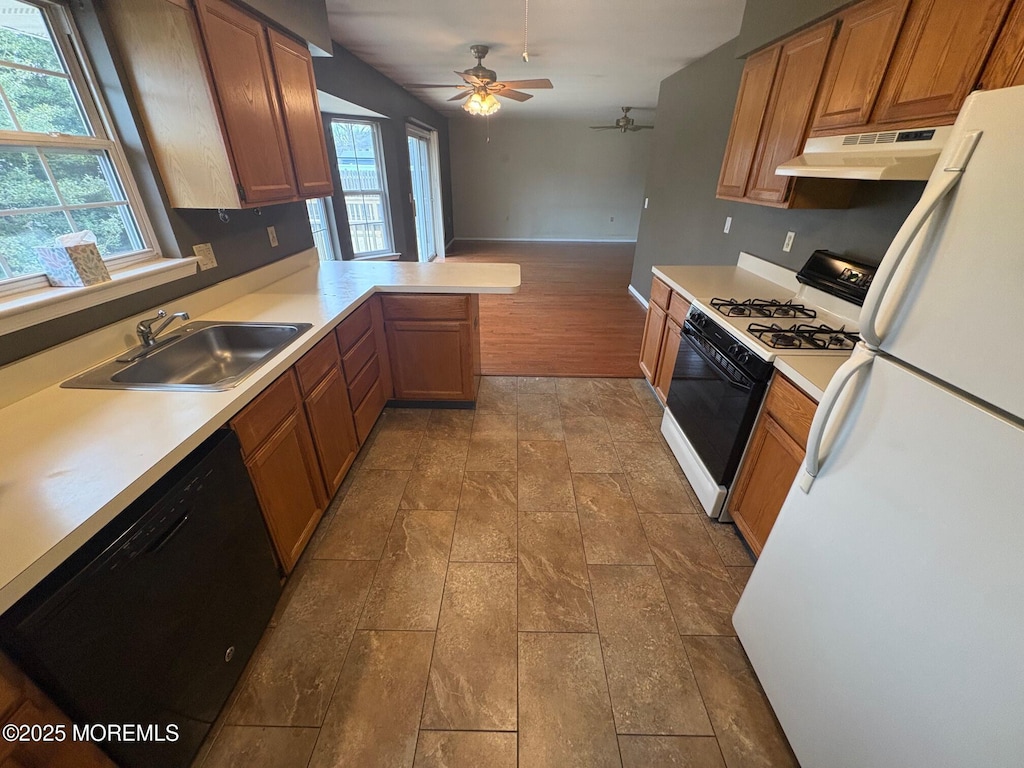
[464,90,501,116]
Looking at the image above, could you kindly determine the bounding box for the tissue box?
[35,243,112,287]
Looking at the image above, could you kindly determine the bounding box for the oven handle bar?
[859,130,982,348]
[799,345,875,493]
[681,325,756,392]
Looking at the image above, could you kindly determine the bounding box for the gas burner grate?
[710,297,817,319]
[747,322,859,350]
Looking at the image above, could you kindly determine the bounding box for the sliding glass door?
[407,125,443,262]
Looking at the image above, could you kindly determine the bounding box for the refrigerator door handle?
[859,130,983,348]
[799,346,875,493]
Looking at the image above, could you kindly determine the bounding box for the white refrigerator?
[733,85,1024,768]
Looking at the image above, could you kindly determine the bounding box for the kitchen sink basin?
[62,321,313,391]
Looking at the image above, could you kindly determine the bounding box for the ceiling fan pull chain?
[522,0,529,63]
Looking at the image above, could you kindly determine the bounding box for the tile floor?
[195,377,798,768]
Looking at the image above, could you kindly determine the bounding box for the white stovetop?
[0,252,520,614]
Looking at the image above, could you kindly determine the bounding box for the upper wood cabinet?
[104,0,334,209]
[980,0,1024,89]
[745,20,837,205]
[811,0,911,133]
[267,29,335,198]
[717,46,780,200]
[872,0,1013,125]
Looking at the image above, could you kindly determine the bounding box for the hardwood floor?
[446,241,646,378]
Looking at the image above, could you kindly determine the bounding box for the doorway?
[407,125,444,262]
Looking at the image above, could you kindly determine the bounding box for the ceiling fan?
[591,107,654,133]
[407,45,553,116]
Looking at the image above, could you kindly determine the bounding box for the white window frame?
[305,196,341,261]
[0,0,193,335]
[330,118,394,258]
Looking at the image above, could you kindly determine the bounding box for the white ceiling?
[325,0,746,123]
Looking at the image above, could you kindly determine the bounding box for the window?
[0,0,155,284]
[331,119,392,257]
[305,196,338,261]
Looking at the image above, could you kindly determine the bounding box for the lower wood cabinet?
[729,374,817,556]
[1,652,114,768]
[654,317,682,403]
[639,278,690,404]
[381,294,480,402]
[639,298,668,382]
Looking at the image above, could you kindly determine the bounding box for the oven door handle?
[681,326,755,392]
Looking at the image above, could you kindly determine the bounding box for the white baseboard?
[452,237,638,244]
[627,284,649,309]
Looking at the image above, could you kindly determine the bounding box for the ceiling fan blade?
[406,84,465,89]
[589,126,619,130]
[497,79,553,90]
[456,71,484,86]
[447,91,473,101]
[629,125,655,131]
[498,89,533,102]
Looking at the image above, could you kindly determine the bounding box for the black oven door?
[665,324,770,486]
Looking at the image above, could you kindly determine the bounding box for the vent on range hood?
[776,125,952,181]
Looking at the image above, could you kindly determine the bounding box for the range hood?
[776,125,952,181]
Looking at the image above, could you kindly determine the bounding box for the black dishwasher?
[0,429,282,768]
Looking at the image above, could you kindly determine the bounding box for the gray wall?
[314,44,454,260]
[736,0,851,55]
[629,39,924,300]
[450,117,652,241]
[239,0,332,55]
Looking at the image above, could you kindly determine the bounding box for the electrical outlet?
[783,231,795,252]
[267,226,278,247]
[644,197,649,209]
[724,216,732,234]
[610,216,615,222]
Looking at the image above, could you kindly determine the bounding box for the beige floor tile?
[401,467,464,511]
[630,378,666,418]
[413,731,517,768]
[472,413,517,438]
[203,725,318,768]
[518,441,575,512]
[618,735,725,767]
[684,637,798,768]
[229,560,376,726]
[556,388,605,416]
[518,376,557,393]
[416,436,470,471]
[574,473,653,565]
[517,393,564,441]
[640,514,739,636]
[562,415,613,443]
[309,630,434,768]
[518,632,620,768]
[427,408,476,440]
[362,429,426,470]
[699,517,755,567]
[589,565,713,736]
[518,511,597,632]
[316,470,410,560]
[476,377,518,414]
[359,510,456,630]
[421,563,517,731]
[378,407,432,433]
[728,566,754,592]
[464,435,517,471]
[450,471,517,562]
[615,442,698,515]
[604,410,660,442]
[566,441,624,473]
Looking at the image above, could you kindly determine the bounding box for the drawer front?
[353,374,386,444]
[380,294,470,321]
[336,300,373,353]
[764,373,817,447]
[650,277,672,310]
[667,291,691,326]
[341,328,376,384]
[348,354,380,409]
[231,370,302,457]
[294,333,341,396]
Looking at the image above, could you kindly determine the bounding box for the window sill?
[0,257,199,337]
[352,253,401,262]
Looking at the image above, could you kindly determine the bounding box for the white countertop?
[0,258,520,614]
[773,355,849,402]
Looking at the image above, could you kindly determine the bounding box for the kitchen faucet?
[136,309,190,347]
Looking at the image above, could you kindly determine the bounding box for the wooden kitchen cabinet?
[104,0,334,209]
[639,280,690,403]
[654,316,682,403]
[639,277,671,383]
[980,0,1024,89]
[336,297,392,443]
[871,0,1013,125]
[1,652,115,768]
[232,371,327,573]
[811,0,911,133]
[729,374,817,556]
[381,295,480,402]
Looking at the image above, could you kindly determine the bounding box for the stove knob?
[691,313,704,326]
[738,351,751,365]
[729,344,741,356]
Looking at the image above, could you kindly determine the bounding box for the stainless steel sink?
[62,321,313,391]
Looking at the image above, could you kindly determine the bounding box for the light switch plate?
[192,242,217,270]
[724,216,732,234]
[783,231,795,252]
[267,226,278,247]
